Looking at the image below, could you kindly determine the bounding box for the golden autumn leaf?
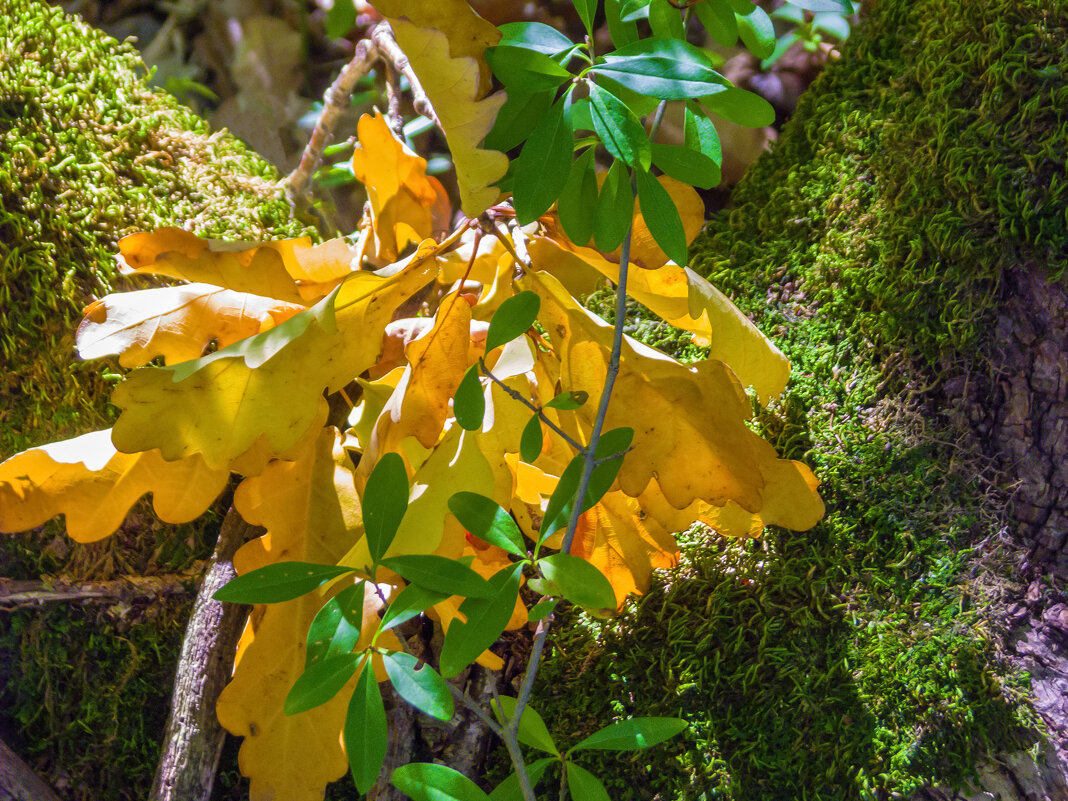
[110,249,439,471]
[385,19,507,216]
[218,428,401,801]
[76,284,304,368]
[0,430,228,543]
[525,269,824,529]
[351,112,441,261]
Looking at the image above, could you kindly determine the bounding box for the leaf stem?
[479,362,585,452]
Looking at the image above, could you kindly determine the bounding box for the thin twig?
[286,36,378,202]
[384,62,405,137]
[480,362,585,452]
[0,570,204,608]
[371,24,443,134]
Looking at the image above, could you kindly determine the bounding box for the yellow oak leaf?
[351,112,440,261]
[77,284,304,368]
[110,253,438,471]
[387,19,507,217]
[218,428,400,801]
[0,430,228,543]
[529,236,791,402]
[525,269,824,529]
[117,228,359,304]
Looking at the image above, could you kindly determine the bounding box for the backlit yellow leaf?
[0,430,228,543]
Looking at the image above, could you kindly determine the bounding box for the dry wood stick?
[0,737,62,801]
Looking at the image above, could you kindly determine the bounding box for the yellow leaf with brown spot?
[77,284,304,368]
[351,112,441,261]
[0,430,227,542]
[387,19,507,216]
[111,250,438,471]
[525,269,823,529]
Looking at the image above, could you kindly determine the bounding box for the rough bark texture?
[0,738,62,801]
[148,510,256,801]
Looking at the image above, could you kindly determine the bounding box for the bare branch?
[0,570,204,608]
[371,24,443,134]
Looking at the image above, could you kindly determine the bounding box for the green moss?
[0,0,319,458]
[531,1,1062,798]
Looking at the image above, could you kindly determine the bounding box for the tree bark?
[0,738,62,801]
[148,509,258,801]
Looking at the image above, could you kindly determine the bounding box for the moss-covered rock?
[532,2,1065,799]
[0,0,318,458]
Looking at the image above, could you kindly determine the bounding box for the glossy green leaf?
[284,654,359,716]
[486,291,540,353]
[538,554,615,610]
[651,143,720,190]
[684,102,722,165]
[565,763,611,801]
[635,168,688,266]
[492,696,560,755]
[380,555,494,599]
[520,414,544,463]
[603,0,639,46]
[439,563,523,678]
[587,83,650,170]
[736,6,775,59]
[694,0,738,47]
[527,598,557,622]
[213,562,357,604]
[364,452,409,564]
[379,583,449,633]
[619,0,651,21]
[725,0,755,13]
[573,0,597,36]
[571,717,689,751]
[483,91,555,152]
[305,581,366,667]
[392,763,490,801]
[454,364,486,431]
[790,0,852,11]
[344,657,387,794]
[448,492,527,557]
[383,652,454,722]
[702,86,775,128]
[325,0,356,38]
[544,390,589,410]
[488,758,555,801]
[486,45,572,93]
[592,160,634,252]
[813,12,851,39]
[496,21,576,54]
[648,0,685,39]
[557,147,599,247]
[592,39,727,100]
[513,95,574,223]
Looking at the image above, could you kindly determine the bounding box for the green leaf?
[736,6,775,59]
[619,0,651,21]
[486,45,572,93]
[488,758,555,801]
[789,0,852,11]
[701,86,775,128]
[725,0,755,14]
[213,562,357,604]
[454,364,486,431]
[813,12,851,40]
[603,0,639,46]
[651,143,720,190]
[635,168,688,266]
[483,91,555,152]
[545,390,589,410]
[382,652,454,722]
[485,290,541,353]
[496,22,576,54]
[694,0,738,47]
[380,555,495,599]
[587,83,650,170]
[284,654,359,716]
[647,0,685,39]
[571,717,689,751]
[771,3,805,22]
[448,492,527,557]
[573,0,598,36]
[565,763,611,801]
[513,94,574,224]
[439,563,523,678]
[593,39,728,100]
[344,657,387,794]
[538,554,615,610]
[379,583,449,633]
[761,32,801,69]
[592,160,634,252]
[527,598,557,622]
[684,102,722,165]
[325,0,356,39]
[392,763,490,801]
[305,581,366,667]
[364,452,409,564]
[557,147,598,247]
[492,696,561,755]
[520,414,544,463]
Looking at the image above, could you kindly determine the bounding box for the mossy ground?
[529,1,1064,799]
